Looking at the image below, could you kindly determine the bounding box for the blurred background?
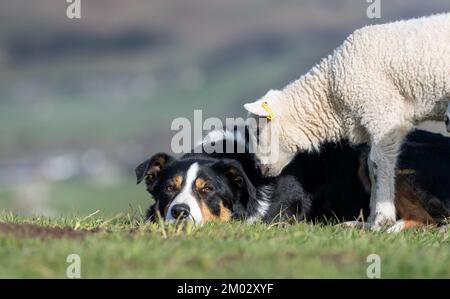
[0,0,449,217]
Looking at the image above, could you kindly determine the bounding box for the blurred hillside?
[1,0,449,216]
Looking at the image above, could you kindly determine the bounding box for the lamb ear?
[243,101,269,117]
[135,153,174,185]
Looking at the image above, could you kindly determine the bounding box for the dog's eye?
[164,185,175,193]
[200,186,213,194]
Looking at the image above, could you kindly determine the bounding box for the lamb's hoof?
[386,220,406,233]
[339,221,370,230]
[438,224,449,233]
[370,214,396,231]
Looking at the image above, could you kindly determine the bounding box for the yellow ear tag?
[261,101,275,121]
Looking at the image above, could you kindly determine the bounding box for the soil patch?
[0,222,94,239]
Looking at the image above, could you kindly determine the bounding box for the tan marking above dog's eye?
[195,177,206,189]
[173,175,183,189]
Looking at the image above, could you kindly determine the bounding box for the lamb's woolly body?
[280,13,450,149]
[245,13,450,229]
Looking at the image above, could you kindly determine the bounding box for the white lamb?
[243,13,450,230]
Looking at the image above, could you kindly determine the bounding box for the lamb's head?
[244,89,298,177]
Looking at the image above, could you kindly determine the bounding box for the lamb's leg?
[368,127,409,230]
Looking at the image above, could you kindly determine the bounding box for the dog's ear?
[135,153,174,186]
[224,165,245,189]
[212,159,256,201]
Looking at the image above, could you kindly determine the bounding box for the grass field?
[0,211,449,278]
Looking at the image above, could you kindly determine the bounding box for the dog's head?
[136,153,256,225]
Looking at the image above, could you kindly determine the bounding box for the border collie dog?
[136,129,450,230]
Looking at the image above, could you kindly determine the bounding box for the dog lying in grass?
[136,129,450,231]
[136,128,369,225]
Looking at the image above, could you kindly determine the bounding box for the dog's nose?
[445,115,449,127]
[171,204,190,219]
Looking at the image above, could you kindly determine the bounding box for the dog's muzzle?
[170,203,191,220]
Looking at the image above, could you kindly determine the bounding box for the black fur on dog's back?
[277,142,370,223]
[397,130,450,220]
